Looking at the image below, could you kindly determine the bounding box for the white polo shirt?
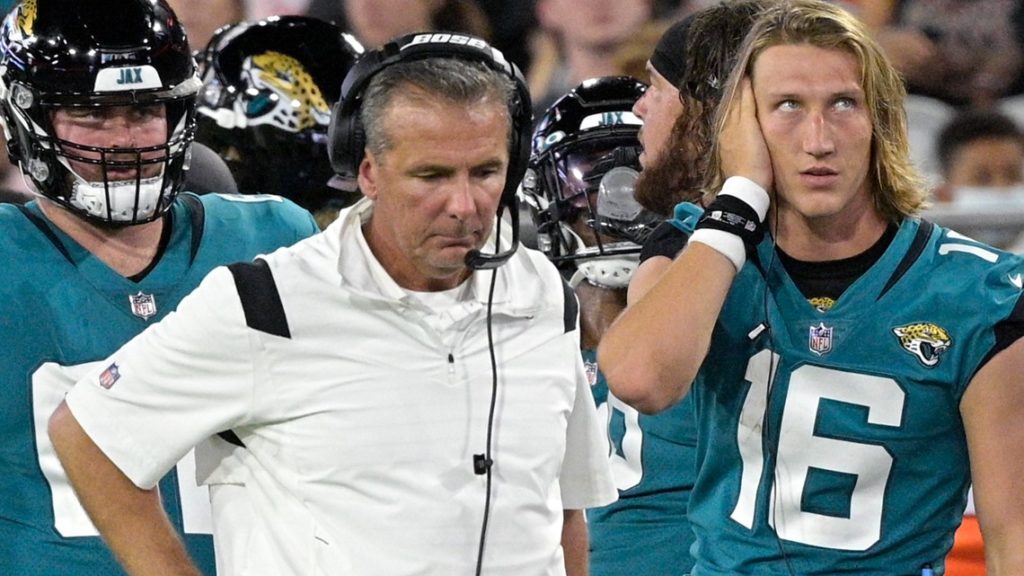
[67,198,616,575]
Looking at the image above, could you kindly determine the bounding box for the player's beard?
[634,143,702,217]
[635,155,688,217]
[634,111,712,217]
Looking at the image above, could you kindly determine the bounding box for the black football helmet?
[196,16,364,214]
[0,0,201,225]
[523,76,658,288]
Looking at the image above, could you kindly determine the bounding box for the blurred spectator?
[530,0,653,115]
[612,19,671,81]
[845,0,888,27]
[658,0,722,20]
[166,0,245,49]
[934,108,1024,202]
[473,0,536,74]
[608,3,739,93]
[904,94,954,188]
[303,0,490,49]
[246,0,311,19]
[825,0,877,23]
[303,0,681,76]
[868,0,1024,107]
[654,0,683,15]
[926,108,1024,252]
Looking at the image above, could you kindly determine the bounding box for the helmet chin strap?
[569,252,640,290]
[562,225,639,290]
[60,155,168,222]
[69,175,166,222]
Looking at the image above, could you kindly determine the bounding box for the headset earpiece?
[326,89,366,192]
[327,43,384,183]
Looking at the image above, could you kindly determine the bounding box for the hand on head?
[720,77,773,192]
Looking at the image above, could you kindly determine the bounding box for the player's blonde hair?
[706,0,927,220]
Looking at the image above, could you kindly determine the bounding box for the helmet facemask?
[523,76,657,288]
[528,130,660,288]
[5,87,198,225]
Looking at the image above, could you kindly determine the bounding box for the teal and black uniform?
[586,347,699,576]
[0,193,317,574]
[674,203,1024,575]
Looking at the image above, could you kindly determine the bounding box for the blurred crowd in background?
[3,0,1024,246]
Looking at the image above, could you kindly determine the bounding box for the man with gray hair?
[49,33,615,576]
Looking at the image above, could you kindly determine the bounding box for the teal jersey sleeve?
[194,192,320,259]
[0,195,316,575]
[686,218,1024,575]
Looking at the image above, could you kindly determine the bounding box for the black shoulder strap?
[217,430,245,447]
[219,258,290,449]
[561,278,579,334]
[226,259,291,339]
[878,220,934,300]
[981,286,1024,378]
[15,204,73,264]
[176,193,206,264]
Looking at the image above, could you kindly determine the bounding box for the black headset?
[327,32,533,269]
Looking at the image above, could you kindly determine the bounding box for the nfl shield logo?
[98,363,120,389]
[808,322,833,356]
[584,360,599,387]
[129,292,157,320]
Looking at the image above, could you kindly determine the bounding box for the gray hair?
[360,57,516,159]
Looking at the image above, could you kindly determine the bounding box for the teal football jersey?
[0,194,317,575]
[673,206,1024,575]
[585,348,699,576]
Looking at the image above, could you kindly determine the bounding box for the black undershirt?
[776,223,898,305]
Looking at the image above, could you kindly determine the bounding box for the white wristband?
[719,176,770,223]
[690,227,747,272]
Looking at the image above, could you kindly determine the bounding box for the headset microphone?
[464,201,521,270]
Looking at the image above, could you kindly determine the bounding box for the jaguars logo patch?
[808,296,835,313]
[16,0,36,36]
[892,322,951,367]
[240,50,330,132]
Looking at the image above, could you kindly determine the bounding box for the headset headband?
[327,32,532,207]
